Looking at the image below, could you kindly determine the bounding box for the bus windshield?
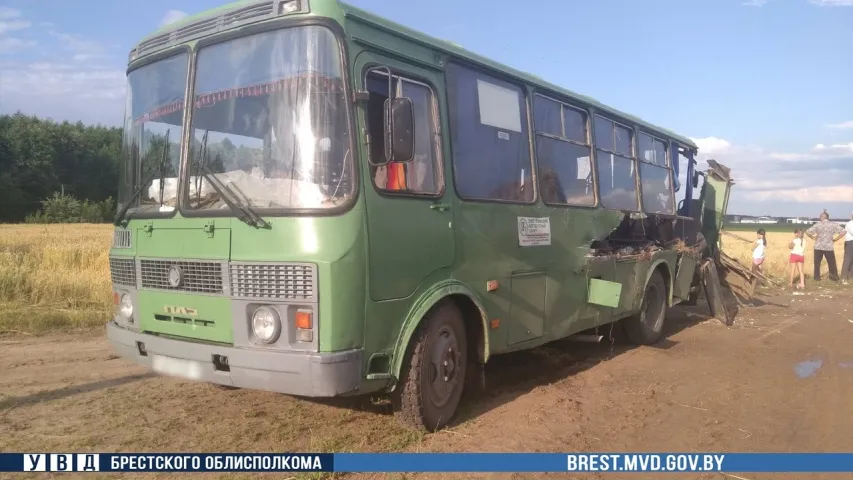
[185,26,353,212]
[117,53,187,215]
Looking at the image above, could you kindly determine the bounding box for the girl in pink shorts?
[789,229,806,289]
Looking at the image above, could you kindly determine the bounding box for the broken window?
[532,94,594,206]
[366,71,442,194]
[594,115,638,211]
[446,62,533,202]
[638,133,674,215]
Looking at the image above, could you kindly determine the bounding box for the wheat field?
[722,230,846,284]
[0,224,112,333]
[0,224,848,333]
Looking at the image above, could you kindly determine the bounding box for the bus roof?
[134,0,698,150]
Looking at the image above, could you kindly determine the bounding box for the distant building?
[786,217,813,224]
[739,216,778,224]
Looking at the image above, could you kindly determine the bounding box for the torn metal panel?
[701,259,734,326]
[700,159,735,257]
[716,251,760,302]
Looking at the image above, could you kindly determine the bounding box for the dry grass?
[721,231,846,283]
[0,224,113,333]
[0,224,848,334]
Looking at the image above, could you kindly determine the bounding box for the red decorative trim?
[133,75,343,125]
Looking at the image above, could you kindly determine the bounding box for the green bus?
[107,0,727,431]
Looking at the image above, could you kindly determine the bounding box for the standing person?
[805,211,846,282]
[842,212,853,285]
[789,229,806,289]
[752,228,767,275]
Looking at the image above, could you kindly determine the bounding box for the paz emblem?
[168,265,183,288]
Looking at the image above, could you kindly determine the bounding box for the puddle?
[794,359,823,378]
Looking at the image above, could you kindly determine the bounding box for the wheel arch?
[391,281,489,382]
[644,257,675,305]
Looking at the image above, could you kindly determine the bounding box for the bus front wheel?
[392,301,468,432]
[623,270,667,345]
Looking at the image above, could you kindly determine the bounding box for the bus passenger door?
[355,53,455,301]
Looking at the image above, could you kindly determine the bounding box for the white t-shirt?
[753,240,765,259]
[791,238,805,256]
[845,220,853,242]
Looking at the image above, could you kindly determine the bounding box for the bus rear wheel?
[623,270,667,345]
[392,301,468,432]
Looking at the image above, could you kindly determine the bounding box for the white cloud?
[0,19,31,35]
[767,142,853,161]
[0,37,35,54]
[749,185,853,202]
[52,32,106,56]
[809,0,853,5]
[0,61,125,125]
[686,135,853,215]
[827,120,853,129]
[691,136,732,154]
[160,10,188,26]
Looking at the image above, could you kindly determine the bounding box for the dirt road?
[2,285,853,480]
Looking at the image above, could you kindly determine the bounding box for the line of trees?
[0,112,123,223]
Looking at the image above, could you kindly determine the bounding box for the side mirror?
[384,97,414,163]
[692,171,700,188]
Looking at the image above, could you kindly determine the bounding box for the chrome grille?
[109,257,136,287]
[230,263,316,301]
[112,229,132,249]
[222,2,274,26]
[136,33,171,56]
[140,259,224,294]
[135,0,283,58]
[173,17,218,42]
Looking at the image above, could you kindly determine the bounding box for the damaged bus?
[107,0,729,432]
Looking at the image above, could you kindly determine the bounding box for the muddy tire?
[392,301,467,432]
[623,270,667,345]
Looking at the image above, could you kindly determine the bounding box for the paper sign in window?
[477,79,522,133]
[577,156,591,180]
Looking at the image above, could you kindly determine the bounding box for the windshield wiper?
[157,129,171,209]
[200,165,270,229]
[193,129,267,228]
[113,168,158,226]
[195,130,209,204]
[191,133,268,229]
[114,130,171,226]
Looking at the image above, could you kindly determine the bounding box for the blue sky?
[1,0,851,217]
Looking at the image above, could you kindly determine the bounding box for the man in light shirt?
[805,211,845,282]
[842,212,853,284]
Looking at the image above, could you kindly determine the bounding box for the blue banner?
[6,453,853,473]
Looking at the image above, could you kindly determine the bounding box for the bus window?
[366,71,441,194]
[638,133,674,215]
[532,95,594,207]
[594,115,638,211]
[446,62,533,203]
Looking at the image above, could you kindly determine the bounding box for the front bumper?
[107,322,362,397]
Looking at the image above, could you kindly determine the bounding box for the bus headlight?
[252,306,281,344]
[118,293,134,319]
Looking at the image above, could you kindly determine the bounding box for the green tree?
[0,112,123,222]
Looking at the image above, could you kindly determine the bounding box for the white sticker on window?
[577,156,590,180]
[518,217,551,247]
[477,79,522,133]
[497,131,510,141]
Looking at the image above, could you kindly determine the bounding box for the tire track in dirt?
[2,288,852,480]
